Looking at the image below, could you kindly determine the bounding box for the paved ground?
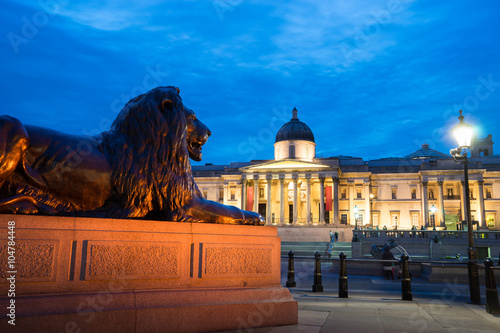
[222,259,500,333]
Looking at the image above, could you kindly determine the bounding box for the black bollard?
[484,258,500,314]
[312,251,323,292]
[401,254,412,301]
[286,250,296,288]
[498,252,500,266]
[339,252,348,298]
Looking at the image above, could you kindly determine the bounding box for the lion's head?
[184,104,211,162]
[108,86,211,163]
[100,86,211,218]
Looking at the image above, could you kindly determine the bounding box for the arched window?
[289,145,295,158]
[479,149,484,157]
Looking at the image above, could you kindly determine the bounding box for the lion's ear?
[162,99,173,111]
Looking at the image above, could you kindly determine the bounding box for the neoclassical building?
[193,109,500,230]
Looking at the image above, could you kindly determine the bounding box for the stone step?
[281,241,354,258]
[281,241,329,257]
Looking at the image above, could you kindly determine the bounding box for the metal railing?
[283,250,500,314]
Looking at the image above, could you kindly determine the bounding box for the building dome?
[275,107,315,143]
[274,107,316,161]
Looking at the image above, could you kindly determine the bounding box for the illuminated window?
[219,188,224,202]
[356,189,362,199]
[230,188,235,200]
[341,188,347,199]
[486,187,492,199]
[411,213,419,227]
[447,188,454,199]
[391,214,399,227]
[392,188,397,200]
[341,214,348,224]
[203,190,208,199]
[411,189,416,199]
[356,213,363,225]
[487,214,495,228]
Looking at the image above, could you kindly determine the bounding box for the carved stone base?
[0,215,297,332]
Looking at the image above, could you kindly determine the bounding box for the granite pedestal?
[0,215,297,332]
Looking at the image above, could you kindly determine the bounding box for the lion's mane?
[100,86,199,220]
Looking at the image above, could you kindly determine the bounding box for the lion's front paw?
[243,211,265,226]
[1,201,39,214]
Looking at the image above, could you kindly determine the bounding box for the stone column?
[478,180,487,229]
[223,181,228,205]
[348,180,354,226]
[333,177,340,225]
[240,178,246,210]
[253,175,259,213]
[292,174,298,225]
[422,181,429,227]
[279,176,285,225]
[364,179,371,226]
[319,175,325,224]
[438,180,445,228]
[306,175,311,225]
[266,175,272,224]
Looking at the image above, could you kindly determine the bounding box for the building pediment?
[240,159,332,172]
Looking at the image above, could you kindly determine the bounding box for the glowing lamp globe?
[430,204,437,214]
[452,110,473,148]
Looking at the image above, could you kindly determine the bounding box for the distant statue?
[370,238,397,259]
[0,86,264,225]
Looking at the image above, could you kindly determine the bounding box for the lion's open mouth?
[188,138,206,161]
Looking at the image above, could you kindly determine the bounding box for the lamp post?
[430,204,437,229]
[353,205,359,230]
[450,110,481,305]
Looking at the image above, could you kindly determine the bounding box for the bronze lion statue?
[0,86,264,225]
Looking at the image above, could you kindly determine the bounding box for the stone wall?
[0,215,297,332]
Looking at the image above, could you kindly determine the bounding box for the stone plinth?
[0,215,297,332]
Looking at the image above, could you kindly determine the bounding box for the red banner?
[325,186,332,211]
[247,187,254,211]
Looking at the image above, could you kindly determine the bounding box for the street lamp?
[430,204,437,229]
[353,205,359,230]
[450,110,480,305]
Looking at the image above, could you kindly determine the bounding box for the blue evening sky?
[2,0,500,166]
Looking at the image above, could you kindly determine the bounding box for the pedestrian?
[334,231,339,242]
[382,248,395,280]
[330,230,333,242]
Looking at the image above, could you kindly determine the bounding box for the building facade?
[193,109,500,230]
